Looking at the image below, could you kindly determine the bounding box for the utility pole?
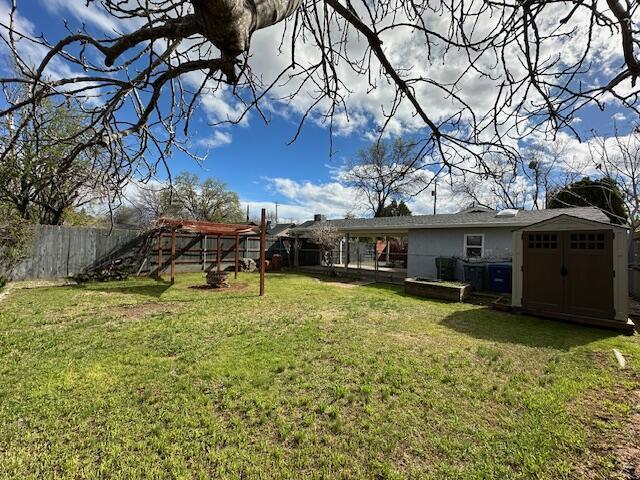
[275,201,279,226]
[246,204,250,222]
[432,177,438,215]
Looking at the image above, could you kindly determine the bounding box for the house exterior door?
[522,230,614,320]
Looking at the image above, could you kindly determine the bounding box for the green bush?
[0,276,7,290]
[0,208,34,277]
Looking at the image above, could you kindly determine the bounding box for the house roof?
[290,207,611,235]
[268,223,296,236]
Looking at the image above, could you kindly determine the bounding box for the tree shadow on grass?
[71,279,172,299]
[440,308,619,350]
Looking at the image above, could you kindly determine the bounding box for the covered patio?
[291,221,409,284]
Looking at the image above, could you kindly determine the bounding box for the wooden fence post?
[170,229,176,285]
[260,209,266,296]
[158,232,164,278]
[235,234,240,279]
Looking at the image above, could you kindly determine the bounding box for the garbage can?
[435,257,456,280]
[487,263,512,293]
[463,263,486,291]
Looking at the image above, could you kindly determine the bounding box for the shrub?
[0,209,34,279]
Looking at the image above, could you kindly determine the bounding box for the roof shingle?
[289,207,611,234]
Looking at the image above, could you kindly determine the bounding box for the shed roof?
[158,218,259,236]
[512,213,627,232]
[290,207,611,235]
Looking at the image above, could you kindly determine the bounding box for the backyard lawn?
[0,272,638,479]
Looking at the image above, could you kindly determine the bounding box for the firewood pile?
[206,271,230,288]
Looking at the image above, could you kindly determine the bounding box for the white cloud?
[44,0,121,33]
[612,112,627,122]
[197,130,232,149]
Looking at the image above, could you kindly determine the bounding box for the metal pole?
[344,233,350,273]
[433,177,437,215]
[386,236,390,264]
[375,244,378,282]
[170,229,176,285]
[202,235,206,271]
[260,208,266,296]
[217,235,221,273]
[235,233,239,279]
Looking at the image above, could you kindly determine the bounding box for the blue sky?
[3,0,637,221]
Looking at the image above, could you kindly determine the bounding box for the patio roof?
[157,217,259,236]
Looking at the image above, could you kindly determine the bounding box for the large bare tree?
[587,127,640,232]
[342,137,433,217]
[1,0,639,200]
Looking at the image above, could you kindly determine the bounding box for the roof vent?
[495,209,519,217]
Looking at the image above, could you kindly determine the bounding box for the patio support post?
[235,233,239,279]
[158,231,163,278]
[217,235,221,273]
[260,208,266,296]
[202,235,207,270]
[344,233,350,273]
[386,236,391,264]
[375,238,379,282]
[170,229,176,285]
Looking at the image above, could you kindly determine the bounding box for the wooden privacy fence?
[7,224,291,281]
[10,225,142,281]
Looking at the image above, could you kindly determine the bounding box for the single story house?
[291,207,612,280]
[291,207,633,331]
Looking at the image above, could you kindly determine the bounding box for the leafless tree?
[587,127,640,233]
[522,141,565,210]
[307,222,341,275]
[342,138,434,217]
[1,0,640,202]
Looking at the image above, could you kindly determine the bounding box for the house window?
[464,234,484,258]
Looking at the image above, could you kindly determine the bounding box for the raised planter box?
[405,277,472,302]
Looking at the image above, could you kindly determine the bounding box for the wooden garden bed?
[405,277,472,302]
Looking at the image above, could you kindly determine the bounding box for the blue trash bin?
[487,263,512,293]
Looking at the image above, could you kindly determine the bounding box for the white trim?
[464,233,485,259]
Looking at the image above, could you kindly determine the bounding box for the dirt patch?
[0,279,77,304]
[616,390,640,480]
[189,282,249,293]
[314,278,374,288]
[573,378,640,479]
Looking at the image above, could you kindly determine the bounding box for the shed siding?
[408,227,513,279]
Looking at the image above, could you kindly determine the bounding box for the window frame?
[463,233,485,259]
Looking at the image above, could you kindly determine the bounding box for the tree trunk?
[192,0,303,57]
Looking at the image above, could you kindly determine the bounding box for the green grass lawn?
[0,272,638,479]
